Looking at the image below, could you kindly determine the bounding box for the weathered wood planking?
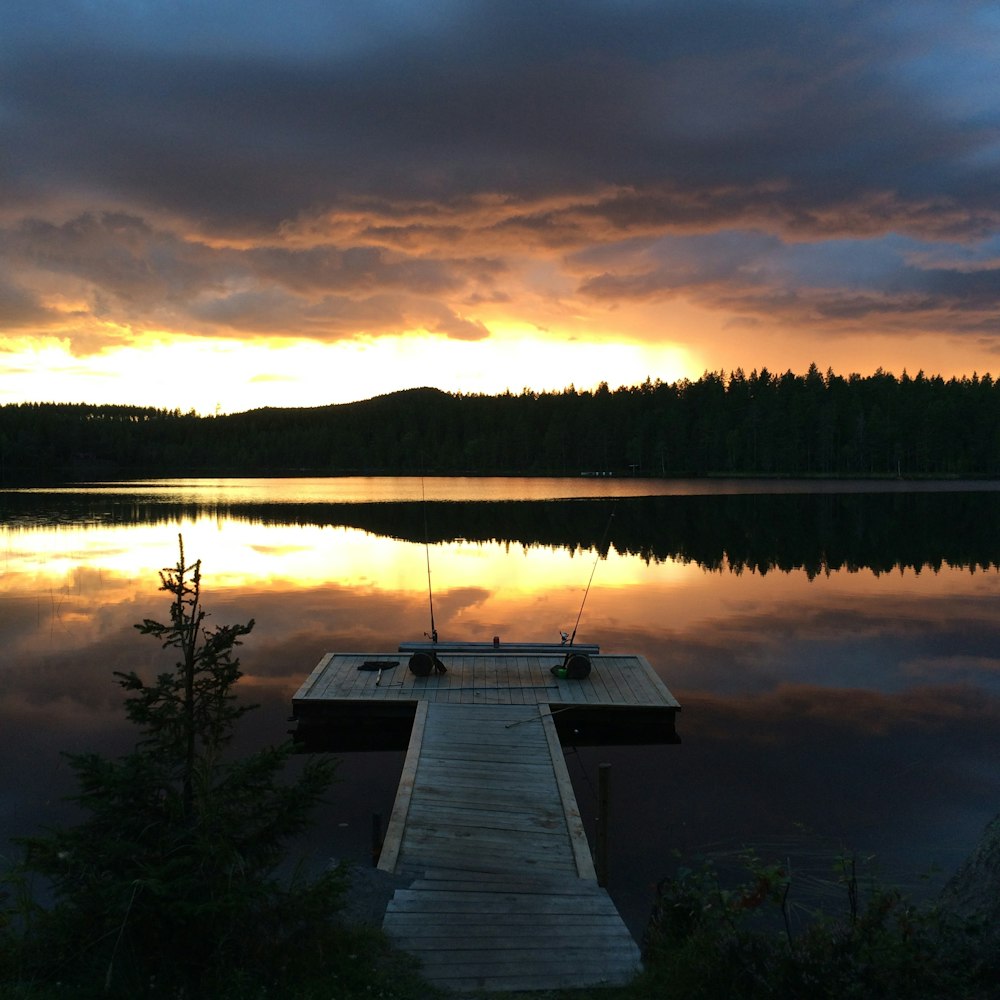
[291,648,677,990]
[292,650,680,709]
[384,867,641,992]
[379,703,584,877]
[378,702,640,991]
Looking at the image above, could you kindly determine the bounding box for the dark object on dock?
[357,660,399,671]
[551,651,592,679]
[408,651,447,676]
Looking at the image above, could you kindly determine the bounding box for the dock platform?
[291,645,680,992]
[292,645,680,750]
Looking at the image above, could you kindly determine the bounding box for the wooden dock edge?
[539,705,597,881]
[291,652,334,701]
[637,654,681,708]
[377,699,429,873]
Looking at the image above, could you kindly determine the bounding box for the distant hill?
[3,369,1000,482]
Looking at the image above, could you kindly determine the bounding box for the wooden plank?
[399,826,573,853]
[420,731,547,751]
[420,718,544,736]
[408,875,599,894]
[390,932,634,951]
[414,948,639,969]
[388,891,622,913]
[403,809,567,832]
[383,871,642,991]
[394,853,579,879]
[395,848,577,873]
[385,910,627,929]
[307,654,348,699]
[376,699,428,873]
[637,653,681,706]
[414,866,590,886]
[400,641,600,654]
[603,655,651,706]
[411,768,557,794]
[398,843,576,872]
[540,705,596,881]
[416,756,555,777]
[291,652,333,701]
[404,797,563,822]
[594,656,639,707]
[405,805,564,833]
[608,657,638,700]
[421,964,638,985]
[437,975,636,992]
[403,797,565,825]
[416,747,548,768]
[407,779,561,804]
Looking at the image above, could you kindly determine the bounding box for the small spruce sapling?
[18,536,342,995]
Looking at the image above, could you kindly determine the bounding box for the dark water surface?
[3,477,1000,937]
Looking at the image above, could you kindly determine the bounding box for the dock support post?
[371,812,383,865]
[596,762,610,887]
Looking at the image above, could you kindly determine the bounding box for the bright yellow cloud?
[1,325,698,413]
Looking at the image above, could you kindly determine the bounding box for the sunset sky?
[3,0,1000,413]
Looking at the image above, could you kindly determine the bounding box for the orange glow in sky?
[3,3,1000,412]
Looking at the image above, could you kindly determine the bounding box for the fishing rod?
[405,474,448,678]
[553,503,616,681]
[566,503,616,647]
[421,476,438,644]
[504,704,579,729]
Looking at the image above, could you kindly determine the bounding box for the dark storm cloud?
[0,275,55,328]
[1,211,500,342]
[573,228,1000,332]
[189,285,489,340]
[2,0,1000,349]
[3,1,997,236]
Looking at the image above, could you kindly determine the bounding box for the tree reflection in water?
[2,480,1000,937]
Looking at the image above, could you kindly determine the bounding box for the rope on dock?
[504,705,578,728]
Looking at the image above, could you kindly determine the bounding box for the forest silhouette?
[4,366,1000,480]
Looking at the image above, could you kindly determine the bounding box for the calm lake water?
[3,476,1000,937]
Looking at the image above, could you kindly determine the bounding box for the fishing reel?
[408,651,447,676]
[551,651,592,680]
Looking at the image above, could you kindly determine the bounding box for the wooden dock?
[291,645,680,992]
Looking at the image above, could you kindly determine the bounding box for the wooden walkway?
[377,701,642,992]
[384,868,641,992]
[291,646,680,992]
[377,702,593,878]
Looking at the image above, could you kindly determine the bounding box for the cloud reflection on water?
[2,502,1000,938]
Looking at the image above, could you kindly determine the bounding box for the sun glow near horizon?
[5,4,1000,419]
[0,327,697,415]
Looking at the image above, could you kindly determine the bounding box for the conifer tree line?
[3,364,1000,479]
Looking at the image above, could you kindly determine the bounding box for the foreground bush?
[637,851,997,1000]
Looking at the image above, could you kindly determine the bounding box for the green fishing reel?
[551,652,592,680]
